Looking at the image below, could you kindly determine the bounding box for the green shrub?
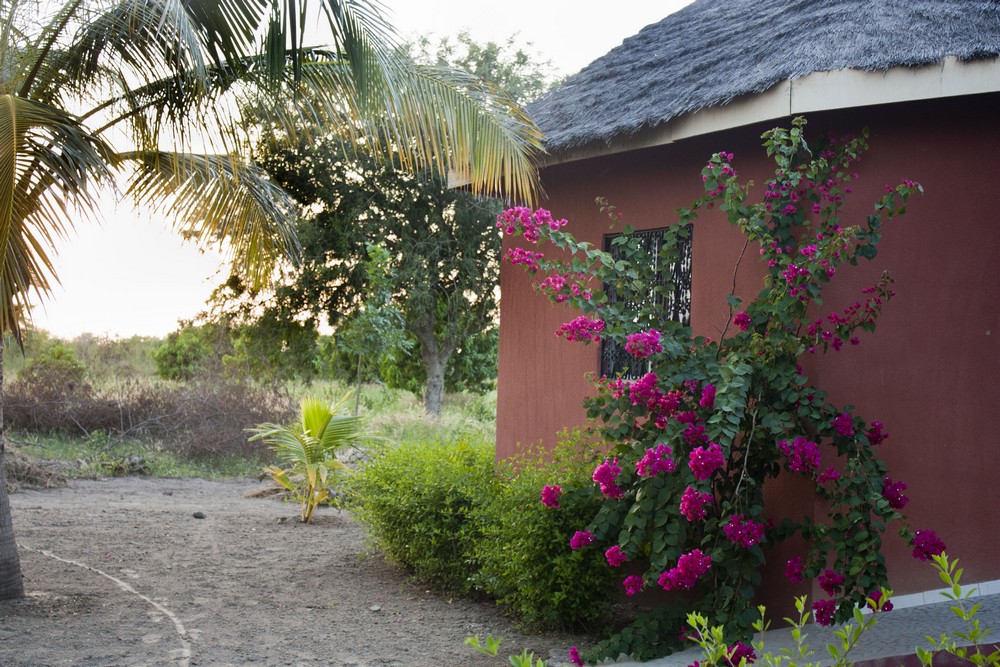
[474,430,616,631]
[350,437,497,593]
[17,343,87,392]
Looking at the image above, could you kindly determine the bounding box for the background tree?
[201,34,560,415]
[405,31,562,105]
[0,0,542,600]
[337,244,412,415]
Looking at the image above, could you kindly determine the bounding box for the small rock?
[192,512,206,519]
[163,491,173,496]
[369,604,381,612]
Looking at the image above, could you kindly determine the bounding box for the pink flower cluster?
[818,569,845,595]
[593,458,624,498]
[812,598,837,626]
[679,486,713,522]
[537,273,593,304]
[882,477,909,510]
[699,383,716,409]
[636,444,676,477]
[658,549,712,590]
[723,514,766,548]
[569,530,594,550]
[569,646,584,666]
[867,590,894,613]
[733,312,752,331]
[624,329,663,358]
[555,316,604,343]
[540,484,562,508]
[784,556,804,583]
[726,642,756,667]
[817,466,840,485]
[778,437,821,474]
[831,413,855,437]
[504,247,543,272]
[867,420,889,445]
[688,442,725,480]
[912,529,946,561]
[623,575,644,596]
[605,545,628,567]
[496,207,566,243]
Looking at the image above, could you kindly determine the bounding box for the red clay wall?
[496,94,1000,598]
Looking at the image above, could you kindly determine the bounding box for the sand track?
[2,477,584,667]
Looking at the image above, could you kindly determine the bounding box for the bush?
[474,430,617,631]
[5,372,295,459]
[350,437,497,593]
[350,429,621,632]
[16,343,87,395]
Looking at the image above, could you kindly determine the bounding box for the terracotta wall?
[496,94,1000,597]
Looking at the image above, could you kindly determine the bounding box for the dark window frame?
[599,226,692,379]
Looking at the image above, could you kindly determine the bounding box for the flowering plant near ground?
[499,118,941,662]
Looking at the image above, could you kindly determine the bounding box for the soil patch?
[2,477,588,666]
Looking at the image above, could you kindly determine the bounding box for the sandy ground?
[1,477,589,667]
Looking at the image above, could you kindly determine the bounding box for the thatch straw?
[528,0,1000,151]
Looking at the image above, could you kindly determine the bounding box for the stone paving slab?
[603,592,1000,667]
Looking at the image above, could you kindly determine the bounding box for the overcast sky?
[31,1,694,339]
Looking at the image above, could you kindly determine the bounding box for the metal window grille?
[599,226,692,379]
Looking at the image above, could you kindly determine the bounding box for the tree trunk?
[417,334,453,418]
[0,346,24,599]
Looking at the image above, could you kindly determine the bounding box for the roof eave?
[538,55,1000,168]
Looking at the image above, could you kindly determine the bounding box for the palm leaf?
[123,150,301,290]
[0,93,115,340]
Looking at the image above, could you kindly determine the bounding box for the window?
[599,226,692,379]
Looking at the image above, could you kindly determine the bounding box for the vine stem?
[717,233,751,361]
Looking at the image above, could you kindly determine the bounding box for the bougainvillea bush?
[499,118,943,663]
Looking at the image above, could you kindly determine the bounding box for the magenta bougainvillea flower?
[593,458,624,498]
[569,646,584,666]
[912,529,947,560]
[831,413,855,437]
[723,514,766,548]
[818,569,845,596]
[623,575,644,596]
[624,329,663,358]
[778,437,821,473]
[813,598,837,626]
[726,641,757,666]
[688,442,725,480]
[867,590,894,612]
[679,486,713,522]
[784,556,804,583]
[658,549,712,590]
[540,484,562,508]
[569,530,594,550]
[636,444,676,477]
[699,383,716,409]
[605,545,628,567]
[882,477,909,510]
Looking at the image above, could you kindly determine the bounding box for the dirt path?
[1,477,587,667]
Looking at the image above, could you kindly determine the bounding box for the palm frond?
[0,93,115,340]
[122,150,301,290]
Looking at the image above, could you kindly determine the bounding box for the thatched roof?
[529,0,1000,153]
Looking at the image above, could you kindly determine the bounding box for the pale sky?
[31,1,694,339]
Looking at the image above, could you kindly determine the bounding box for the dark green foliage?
[349,431,620,631]
[16,343,86,393]
[473,431,616,632]
[350,438,498,593]
[153,327,212,381]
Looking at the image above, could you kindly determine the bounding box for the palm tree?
[249,395,365,524]
[0,0,542,599]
